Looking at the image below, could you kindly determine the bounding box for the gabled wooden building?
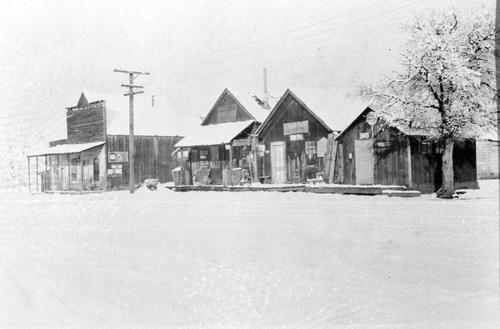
[255,89,334,183]
[333,107,479,193]
[27,92,187,192]
[174,88,275,185]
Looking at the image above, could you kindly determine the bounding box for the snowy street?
[1,181,499,328]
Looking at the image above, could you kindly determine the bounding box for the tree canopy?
[359,6,496,142]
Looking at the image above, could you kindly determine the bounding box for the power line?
[179,0,396,62]
[167,0,424,69]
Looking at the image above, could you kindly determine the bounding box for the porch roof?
[175,121,254,148]
[27,141,105,157]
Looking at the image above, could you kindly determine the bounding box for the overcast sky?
[0,0,488,142]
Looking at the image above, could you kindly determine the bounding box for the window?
[93,158,100,181]
[70,157,78,181]
[199,149,208,161]
[305,141,317,155]
[210,145,219,162]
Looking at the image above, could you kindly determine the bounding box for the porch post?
[27,157,31,193]
[49,155,52,191]
[67,154,70,191]
[180,147,185,185]
[45,155,48,192]
[36,156,39,193]
[250,134,259,183]
[57,154,60,190]
[80,152,84,191]
[229,144,233,170]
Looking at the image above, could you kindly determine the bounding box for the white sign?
[284,120,309,135]
[107,168,122,177]
[108,152,128,163]
[289,134,304,141]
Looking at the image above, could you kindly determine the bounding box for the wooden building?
[254,89,334,183]
[27,92,187,192]
[333,107,479,193]
[476,134,499,179]
[174,88,275,185]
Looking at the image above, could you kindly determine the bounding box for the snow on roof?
[78,91,199,137]
[27,141,105,157]
[227,89,278,123]
[283,87,368,132]
[175,120,254,148]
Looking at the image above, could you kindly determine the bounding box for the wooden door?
[271,142,286,183]
[355,139,374,185]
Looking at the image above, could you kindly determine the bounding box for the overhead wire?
[163,0,424,71]
[179,0,396,61]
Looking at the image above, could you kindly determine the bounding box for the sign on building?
[108,152,128,163]
[232,138,251,147]
[107,164,123,177]
[284,120,309,135]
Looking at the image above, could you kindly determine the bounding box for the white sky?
[0,0,487,142]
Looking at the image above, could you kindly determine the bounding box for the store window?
[210,145,219,162]
[305,141,318,155]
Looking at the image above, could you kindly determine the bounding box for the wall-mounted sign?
[359,132,370,140]
[258,144,265,157]
[284,120,309,135]
[232,138,251,147]
[289,134,304,141]
[107,168,122,177]
[108,152,128,163]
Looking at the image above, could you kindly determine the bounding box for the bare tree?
[359,6,496,198]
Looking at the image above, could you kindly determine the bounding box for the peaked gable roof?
[256,89,333,135]
[335,107,374,140]
[200,88,275,125]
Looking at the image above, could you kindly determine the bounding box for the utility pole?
[114,68,150,194]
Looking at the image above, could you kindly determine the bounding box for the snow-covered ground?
[1,180,499,328]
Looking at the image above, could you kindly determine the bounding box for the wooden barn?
[27,92,191,192]
[173,88,276,185]
[333,107,479,193]
[254,89,335,183]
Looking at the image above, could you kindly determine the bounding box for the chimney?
[263,68,270,110]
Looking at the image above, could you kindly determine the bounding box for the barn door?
[271,142,286,183]
[355,139,374,185]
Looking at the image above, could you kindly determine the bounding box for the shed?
[334,107,479,193]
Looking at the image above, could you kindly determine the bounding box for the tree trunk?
[439,137,455,199]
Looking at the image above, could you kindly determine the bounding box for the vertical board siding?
[107,135,183,188]
[67,102,105,143]
[476,140,500,179]
[259,94,331,183]
[203,91,254,126]
[336,110,478,192]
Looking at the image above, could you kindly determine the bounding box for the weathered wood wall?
[476,140,499,179]
[67,101,105,143]
[106,135,183,188]
[336,110,478,192]
[203,90,254,126]
[259,94,331,183]
[373,128,409,186]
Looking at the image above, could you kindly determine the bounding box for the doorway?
[355,139,374,185]
[271,142,286,183]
